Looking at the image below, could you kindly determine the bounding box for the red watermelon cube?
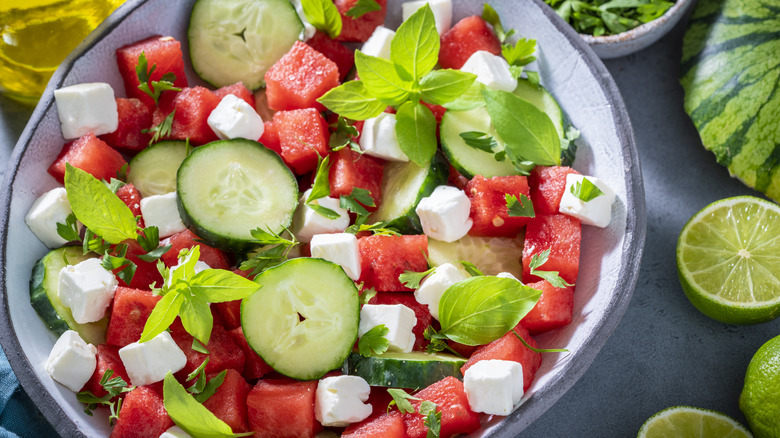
[202,368,251,433]
[403,376,480,438]
[109,385,173,438]
[264,41,340,111]
[215,82,256,108]
[109,239,165,291]
[369,292,431,350]
[335,0,388,42]
[520,280,574,334]
[342,411,406,438]
[115,183,144,228]
[47,133,127,184]
[522,213,581,285]
[439,16,501,69]
[214,300,242,330]
[99,98,152,152]
[466,175,532,237]
[461,325,541,392]
[246,378,322,438]
[358,234,429,292]
[273,108,330,174]
[227,327,275,381]
[306,31,355,81]
[259,120,282,154]
[329,148,384,209]
[160,229,231,270]
[115,35,188,108]
[106,287,162,347]
[170,322,245,381]
[528,166,581,215]
[81,344,130,398]
[151,86,220,145]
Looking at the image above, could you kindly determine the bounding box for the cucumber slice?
[30,247,107,345]
[343,351,466,389]
[241,258,360,380]
[427,235,525,278]
[177,139,298,252]
[441,80,566,179]
[188,0,303,89]
[369,153,448,233]
[127,140,188,198]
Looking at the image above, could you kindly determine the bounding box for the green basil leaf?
[459,131,497,153]
[390,4,439,81]
[419,69,477,105]
[482,4,509,43]
[307,155,332,202]
[346,0,381,17]
[395,101,437,166]
[64,164,138,244]
[318,80,387,120]
[192,339,210,355]
[482,88,561,166]
[163,373,242,438]
[139,291,184,343]
[309,203,342,220]
[180,293,213,345]
[189,269,261,303]
[300,0,342,39]
[355,51,413,105]
[442,81,486,111]
[437,276,542,346]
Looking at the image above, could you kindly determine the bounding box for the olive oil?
[0,0,123,104]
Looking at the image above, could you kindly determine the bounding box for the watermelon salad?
[24,0,618,437]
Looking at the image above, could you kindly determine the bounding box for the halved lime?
[637,406,752,438]
[676,196,780,325]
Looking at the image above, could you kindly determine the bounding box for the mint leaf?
[505,193,535,218]
[419,69,476,105]
[437,276,541,345]
[390,4,439,81]
[457,261,484,277]
[56,213,81,242]
[358,324,390,356]
[355,51,413,105]
[482,88,561,166]
[82,229,111,256]
[64,164,139,244]
[399,266,436,290]
[139,290,184,342]
[191,339,209,354]
[318,81,387,120]
[395,100,437,166]
[529,249,573,288]
[307,155,332,201]
[459,131,497,153]
[162,373,247,438]
[301,0,342,39]
[346,0,381,17]
[570,178,604,202]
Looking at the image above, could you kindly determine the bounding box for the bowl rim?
[579,0,696,44]
[0,0,647,436]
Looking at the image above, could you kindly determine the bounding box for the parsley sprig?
[135,52,181,104]
[357,324,390,357]
[388,390,442,437]
[239,227,299,277]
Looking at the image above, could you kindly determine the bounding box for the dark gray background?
[1,11,776,437]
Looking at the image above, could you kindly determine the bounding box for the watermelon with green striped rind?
[680,0,780,202]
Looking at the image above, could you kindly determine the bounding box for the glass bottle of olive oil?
[0,0,124,104]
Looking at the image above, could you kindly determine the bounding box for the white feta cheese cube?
[401,0,453,35]
[54,82,118,139]
[290,0,317,41]
[310,233,361,280]
[140,192,187,238]
[159,426,192,438]
[463,359,524,416]
[496,272,520,281]
[415,185,473,242]
[315,375,372,427]
[359,112,409,162]
[559,174,616,228]
[25,187,78,248]
[293,189,351,243]
[460,51,517,93]
[45,330,97,393]
[208,94,265,141]
[358,304,417,353]
[119,331,187,386]
[415,262,467,320]
[360,26,395,60]
[58,258,118,324]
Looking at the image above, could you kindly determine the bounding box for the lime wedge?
[676,196,780,325]
[638,406,752,438]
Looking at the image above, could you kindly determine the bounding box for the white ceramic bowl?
[581,0,698,59]
[0,0,646,436]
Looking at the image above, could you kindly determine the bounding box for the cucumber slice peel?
[343,351,466,389]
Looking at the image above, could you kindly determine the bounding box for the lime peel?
[637,406,752,438]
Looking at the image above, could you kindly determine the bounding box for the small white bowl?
[581,0,697,59]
